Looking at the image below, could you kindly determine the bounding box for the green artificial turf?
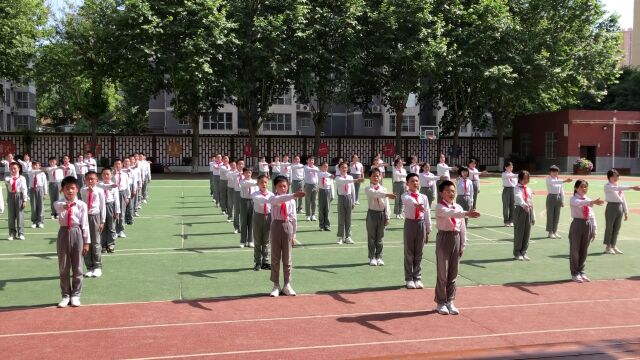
[0,176,638,308]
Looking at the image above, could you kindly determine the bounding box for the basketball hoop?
[427,134,436,141]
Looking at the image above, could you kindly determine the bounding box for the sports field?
[0,174,639,308]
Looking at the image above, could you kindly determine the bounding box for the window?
[203,112,232,131]
[15,92,28,109]
[14,115,30,129]
[272,93,292,105]
[263,113,292,132]
[177,119,189,125]
[621,132,639,158]
[300,117,311,128]
[389,115,416,133]
[364,119,373,128]
[520,133,532,157]
[545,132,557,159]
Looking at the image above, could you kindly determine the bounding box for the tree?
[293,0,363,156]
[353,0,444,154]
[227,0,304,157]
[0,0,47,82]
[579,67,640,110]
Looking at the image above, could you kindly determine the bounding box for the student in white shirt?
[392,158,407,219]
[436,153,456,203]
[335,162,363,244]
[84,151,98,172]
[280,155,291,181]
[258,156,270,178]
[29,161,48,228]
[218,156,230,215]
[239,166,258,248]
[365,168,395,266]
[303,156,321,221]
[318,161,334,232]
[226,161,239,227]
[98,167,120,253]
[0,153,15,177]
[80,171,106,278]
[434,180,480,315]
[112,159,131,238]
[501,161,518,227]
[401,173,432,290]
[290,155,305,213]
[545,165,572,239]
[419,163,438,208]
[467,159,488,209]
[5,162,28,240]
[269,156,282,183]
[47,157,64,219]
[349,154,364,204]
[251,175,273,271]
[456,167,474,215]
[513,170,535,261]
[408,156,421,176]
[75,154,88,189]
[568,179,604,282]
[603,169,640,254]
[61,155,78,180]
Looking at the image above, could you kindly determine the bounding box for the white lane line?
[2,297,639,339]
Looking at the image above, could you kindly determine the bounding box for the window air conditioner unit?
[185,129,192,135]
[320,132,325,136]
[297,104,310,111]
[371,105,382,113]
[296,130,302,135]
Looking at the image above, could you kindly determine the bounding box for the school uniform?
[131,165,143,210]
[365,184,391,261]
[54,198,89,299]
[603,182,630,248]
[569,195,597,276]
[513,184,535,258]
[226,169,239,223]
[270,162,282,183]
[350,162,364,203]
[379,164,387,185]
[29,171,47,226]
[252,190,273,267]
[392,167,407,215]
[258,162,270,178]
[233,172,243,231]
[436,162,453,203]
[280,162,291,179]
[122,167,139,224]
[98,181,120,251]
[141,160,151,201]
[501,171,518,224]
[61,164,77,179]
[468,166,481,209]
[434,200,468,306]
[240,178,258,246]
[47,166,64,218]
[75,161,88,189]
[456,177,474,211]
[303,165,320,217]
[402,191,432,282]
[318,172,334,230]
[85,157,97,172]
[545,176,565,233]
[17,159,32,183]
[408,164,421,176]
[269,193,298,286]
[419,171,438,208]
[80,186,106,272]
[209,161,218,198]
[5,175,27,238]
[335,174,356,239]
[291,164,305,212]
[219,164,230,214]
[1,159,13,178]
[113,170,131,235]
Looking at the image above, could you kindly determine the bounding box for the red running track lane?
[1,279,640,359]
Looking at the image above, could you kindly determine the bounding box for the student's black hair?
[394,158,403,166]
[237,158,244,163]
[421,162,431,171]
[405,172,419,182]
[504,161,513,170]
[320,161,328,166]
[369,168,381,177]
[61,176,79,189]
[338,161,348,168]
[242,167,252,173]
[438,179,455,193]
[549,165,560,172]
[607,169,619,180]
[272,175,289,188]
[573,179,588,195]
[48,157,57,162]
[459,166,469,175]
[113,159,122,164]
[257,174,268,182]
[468,158,477,165]
[85,151,94,156]
[307,155,315,161]
[84,170,98,179]
[32,160,40,166]
[518,170,530,184]
[101,166,112,173]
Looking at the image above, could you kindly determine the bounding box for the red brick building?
[513,110,640,174]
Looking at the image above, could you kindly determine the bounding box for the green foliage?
[0,0,48,82]
[579,67,640,110]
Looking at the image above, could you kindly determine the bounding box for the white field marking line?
[466,231,491,241]
[181,220,185,249]
[122,323,640,359]
[2,297,640,340]
[0,242,517,261]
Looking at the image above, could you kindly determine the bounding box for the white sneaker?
[400,214,405,219]
[142,199,147,204]
[119,231,127,238]
[269,285,280,297]
[336,238,343,245]
[376,258,385,266]
[57,297,70,308]
[516,255,524,261]
[446,302,460,315]
[31,224,37,228]
[614,247,623,254]
[406,281,416,289]
[306,216,311,221]
[297,209,303,214]
[414,280,424,289]
[522,254,530,261]
[282,283,296,296]
[134,212,140,217]
[37,223,44,228]
[248,242,255,248]
[18,235,25,240]
[548,232,556,239]
[436,304,450,315]
[606,248,616,255]
[222,211,227,215]
[84,270,94,278]
[355,201,360,205]
[396,214,401,219]
[93,268,102,277]
[51,215,56,220]
[292,238,302,246]
[7,236,13,241]
[554,233,561,239]
[369,258,377,266]
[581,273,591,282]
[344,237,355,244]
[70,296,81,307]
[239,243,245,248]
[311,215,317,221]
[226,219,232,223]
[233,229,238,234]
[572,275,583,283]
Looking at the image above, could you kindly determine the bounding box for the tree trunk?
[90,115,98,155]
[395,108,404,159]
[452,126,460,167]
[496,117,506,170]
[190,112,200,174]
[312,111,327,156]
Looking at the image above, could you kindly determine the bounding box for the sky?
[48,0,635,29]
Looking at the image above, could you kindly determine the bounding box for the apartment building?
[0,80,37,131]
